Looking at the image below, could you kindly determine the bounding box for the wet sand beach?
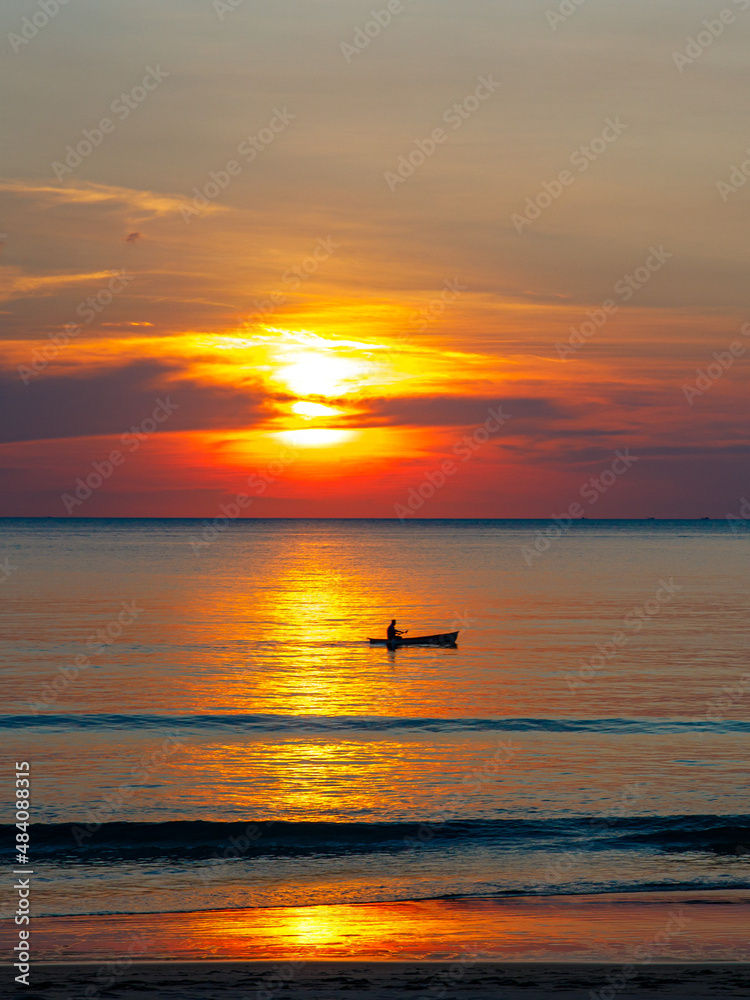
[4,892,748,964]
[9,961,750,999]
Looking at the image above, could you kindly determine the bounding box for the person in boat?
[387,620,405,642]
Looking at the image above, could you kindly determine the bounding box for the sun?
[290,402,343,419]
[275,352,369,397]
[198,327,398,404]
[191,327,408,451]
[276,429,355,447]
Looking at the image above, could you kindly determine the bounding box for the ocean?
[1,518,749,970]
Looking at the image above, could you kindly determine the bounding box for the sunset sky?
[1,0,748,517]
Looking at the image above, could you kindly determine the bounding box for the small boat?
[368,631,459,648]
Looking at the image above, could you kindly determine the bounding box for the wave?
[5,714,749,733]
[3,815,748,861]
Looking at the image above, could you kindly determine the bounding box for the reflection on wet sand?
[18,892,750,962]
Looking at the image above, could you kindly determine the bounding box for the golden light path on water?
[4,521,749,960]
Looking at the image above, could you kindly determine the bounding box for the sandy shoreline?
[5,961,750,999]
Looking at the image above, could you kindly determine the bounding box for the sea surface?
[1,518,748,955]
